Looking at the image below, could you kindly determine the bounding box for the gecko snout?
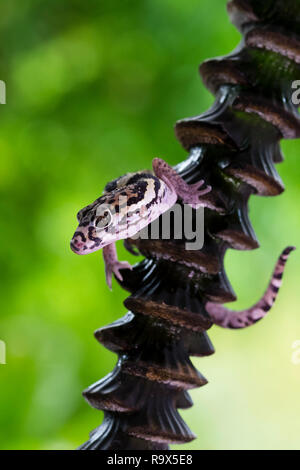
[70,235,86,254]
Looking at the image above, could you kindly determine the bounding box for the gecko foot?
[152,157,212,209]
[180,180,212,209]
[105,260,133,289]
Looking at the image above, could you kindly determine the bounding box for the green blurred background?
[0,0,299,450]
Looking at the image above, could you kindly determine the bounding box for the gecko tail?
[205,246,296,329]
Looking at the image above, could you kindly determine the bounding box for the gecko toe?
[198,185,211,197]
[105,271,113,289]
[112,261,133,283]
[115,270,123,282]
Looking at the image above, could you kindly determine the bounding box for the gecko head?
[70,197,117,255]
[70,187,148,255]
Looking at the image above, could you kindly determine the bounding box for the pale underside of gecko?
[71,157,295,329]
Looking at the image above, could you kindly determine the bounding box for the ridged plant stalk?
[79,0,300,450]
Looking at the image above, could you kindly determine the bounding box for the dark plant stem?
[79,0,300,450]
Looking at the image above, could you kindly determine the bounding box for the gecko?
[70,157,295,328]
[70,157,211,288]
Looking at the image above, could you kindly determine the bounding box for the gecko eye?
[95,209,112,229]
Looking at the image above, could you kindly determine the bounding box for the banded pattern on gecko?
[205,246,295,328]
[71,158,294,328]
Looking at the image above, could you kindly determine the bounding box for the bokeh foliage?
[0,0,299,450]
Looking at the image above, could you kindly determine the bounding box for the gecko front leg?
[103,243,132,289]
[152,157,211,209]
